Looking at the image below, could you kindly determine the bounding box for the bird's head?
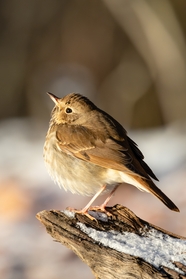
[47,92,97,125]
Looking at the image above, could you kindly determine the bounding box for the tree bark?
[36,204,186,279]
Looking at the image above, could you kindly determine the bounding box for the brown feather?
[45,92,179,212]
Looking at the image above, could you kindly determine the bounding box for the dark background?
[1,1,186,278]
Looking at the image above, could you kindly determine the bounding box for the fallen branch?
[36,204,186,279]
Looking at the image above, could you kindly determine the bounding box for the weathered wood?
[36,205,186,279]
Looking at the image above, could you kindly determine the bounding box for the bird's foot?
[66,206,97,221]
[88,205,112,216]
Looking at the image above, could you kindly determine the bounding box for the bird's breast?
[44,133,119,196]
[44,132,146,196]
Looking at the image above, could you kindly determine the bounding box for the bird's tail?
[134,176,179,212]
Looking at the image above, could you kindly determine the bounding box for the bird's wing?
[55,123,179,212]
[56,124,144,178]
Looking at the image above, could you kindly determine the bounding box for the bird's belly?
[44,143,122,196]
[44,139,147,196]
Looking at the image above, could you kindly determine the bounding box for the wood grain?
[36,205,186,279]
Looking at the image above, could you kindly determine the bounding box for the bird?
[44,92,179,218]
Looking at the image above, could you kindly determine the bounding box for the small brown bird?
[44,92,179,217]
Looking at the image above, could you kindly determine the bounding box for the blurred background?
[1,0,186,278]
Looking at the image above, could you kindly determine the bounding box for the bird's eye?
[66,107,72,113]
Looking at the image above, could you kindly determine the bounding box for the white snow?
[88,211,108,222]
[63,210,108,222]
[77,223,186,274]
[63,210,75,218]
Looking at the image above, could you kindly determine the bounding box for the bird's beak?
[47,92,60,105]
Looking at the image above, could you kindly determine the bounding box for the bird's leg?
[81,184,107,213]
[67,184,107,220]
[68,184,119,220]
[89,184,119,213]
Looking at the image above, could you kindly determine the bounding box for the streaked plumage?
[44,92,179,215]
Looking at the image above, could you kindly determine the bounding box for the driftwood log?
[36,205,186,279]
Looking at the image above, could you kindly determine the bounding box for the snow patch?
[63,210,75,218]
[77,223,186,274]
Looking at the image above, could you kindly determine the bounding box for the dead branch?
[36,205,186,279]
